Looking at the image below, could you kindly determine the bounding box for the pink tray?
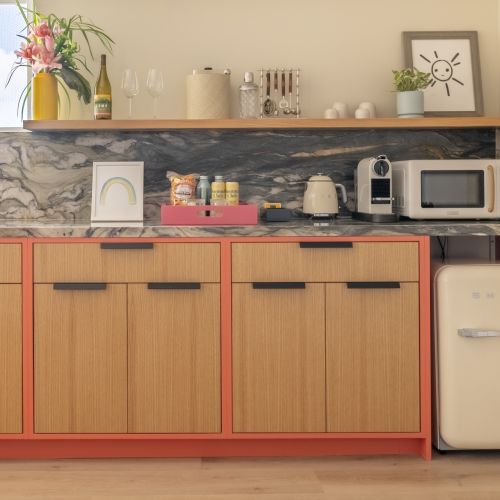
[160,204,258,226]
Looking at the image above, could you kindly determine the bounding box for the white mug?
[324,108,339,119]
[358,101,376,118]
[355,107,370,119]
[332,102,348,118]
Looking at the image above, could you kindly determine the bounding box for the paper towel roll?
[186,69,230,119]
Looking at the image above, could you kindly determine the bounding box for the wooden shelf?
[22,117,500,131]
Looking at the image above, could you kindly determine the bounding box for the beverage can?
[211,177,226,201]
[226,181,239,205]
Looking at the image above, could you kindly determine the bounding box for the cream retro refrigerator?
[434,264,500,450]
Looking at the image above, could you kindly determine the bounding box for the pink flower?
[15,41,36,63]
[44,35,54,52]
[31,43,62,73]
[33,21,52,38]
[31,44,42,58]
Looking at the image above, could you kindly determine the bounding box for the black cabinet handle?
[299,242,353,249]
[100,243,154,250]
[347,282,400,289]
[53,283,107,290]
[147,282,201,290]
[252,282,306,289]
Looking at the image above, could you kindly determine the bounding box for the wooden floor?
[0,452,499,499]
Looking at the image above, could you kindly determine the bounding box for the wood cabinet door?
[34,284,127,433]
[233,283,325,432]
[0,285,22,433]
[128,284,220,433]
[326,283,420,432]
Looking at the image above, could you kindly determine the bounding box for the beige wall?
[38,0,500,119]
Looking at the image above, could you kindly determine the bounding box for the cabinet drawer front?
[34,242,220,283]
[0,244,21,283]
[232,242,418,282]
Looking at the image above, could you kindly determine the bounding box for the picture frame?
[403,31,483,116]
[91,161,144,223]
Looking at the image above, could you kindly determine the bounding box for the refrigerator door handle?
[458,328,500,338]
[487,164,495,213]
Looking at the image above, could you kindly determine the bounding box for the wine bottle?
[94,54,112,120]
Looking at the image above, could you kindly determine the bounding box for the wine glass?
[121,69,139,119]
[146,68,164,119]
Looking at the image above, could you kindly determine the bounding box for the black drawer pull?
[148,282,201,290]
[299,242,353,249]
[253,282,306,289]
[53,283,107,291]
[347,282,400,289]
[100,243,154,250]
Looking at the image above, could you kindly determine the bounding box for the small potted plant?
[392,68,431,118]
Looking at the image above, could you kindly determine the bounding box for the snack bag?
[166,171,197,205]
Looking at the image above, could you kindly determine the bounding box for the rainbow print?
[99,177,137,205]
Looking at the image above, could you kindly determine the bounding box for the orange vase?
[32,72,58,120]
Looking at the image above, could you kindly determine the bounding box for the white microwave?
[392,159,500,219]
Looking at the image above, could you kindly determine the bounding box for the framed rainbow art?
[91,161,144,223]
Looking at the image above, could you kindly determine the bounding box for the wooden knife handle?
[281,72,286,97]
[289,71,293,93]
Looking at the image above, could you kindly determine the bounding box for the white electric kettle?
[303,173,347,216]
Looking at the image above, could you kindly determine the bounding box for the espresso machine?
[353,155,399,222]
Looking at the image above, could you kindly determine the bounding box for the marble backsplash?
[0,128,495,221]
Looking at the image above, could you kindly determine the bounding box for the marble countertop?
[0,218,499,238]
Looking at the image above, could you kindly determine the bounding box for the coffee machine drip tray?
[310,213,335,219]
[352,212,400,223]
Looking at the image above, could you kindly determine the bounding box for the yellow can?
[225,181,239,205]
[211,177,226,201]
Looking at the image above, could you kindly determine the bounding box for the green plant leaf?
[79,28,94,59]
[5,63,29,88]
[58,67,91,104]
[17,79,32,118]
[73,54,91,74]
[15,0,29,27]
[55,74,72,110]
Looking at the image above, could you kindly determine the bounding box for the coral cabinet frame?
[0,235,431,460]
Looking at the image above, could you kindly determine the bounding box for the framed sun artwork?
[91,161,144,223]
[403,31,483,116]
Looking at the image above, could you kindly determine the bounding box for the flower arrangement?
[392,68,432,92]
[7,0,114,114]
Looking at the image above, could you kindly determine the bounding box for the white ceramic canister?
[186,67,231,119]
[332,102,348,118]
[324,108,339,119]
[358,101,376,118]
[354,107,370,119]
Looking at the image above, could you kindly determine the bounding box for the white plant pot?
[396,91,424,118]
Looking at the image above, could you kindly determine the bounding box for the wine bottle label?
[94,94,112,119]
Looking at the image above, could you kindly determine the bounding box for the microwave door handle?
[487,164,495,213]
[458,328,500,338]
